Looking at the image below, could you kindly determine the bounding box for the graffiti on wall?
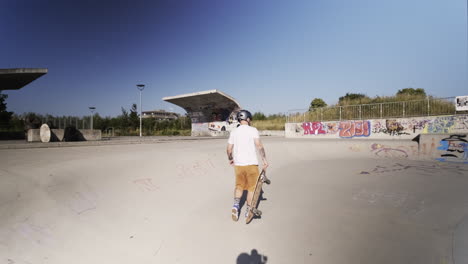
[301,120,370,137]
[372,119,423,136]
[385,120,410,136]
[453,115,468,130]
[296,115,468,138]
[301,121,339,135]
[327,122,339,134]
[339,121,370,138]
[370,143,409,158]
[435,134,468,163]
[302,122,326,135]
[424,116,455,134]
[372,120,386,134]
[406,119,431,132]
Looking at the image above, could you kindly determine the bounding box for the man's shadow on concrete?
[237,249,268,264]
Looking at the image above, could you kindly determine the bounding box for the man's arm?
[254,138,269,170]
[227,144,234,166]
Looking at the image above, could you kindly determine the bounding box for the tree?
[396,88,426,98]
[129,103,139,129]
[23,112,42,130]
[253,112,267,120]
[309,98,327,111]
[119,107,130,129]
[0,92,13,129]
[338,93,369,105]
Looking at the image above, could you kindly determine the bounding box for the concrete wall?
[416,133,468,163]
[27,129,41,142]
[80,129,102,141]
[191,122,285,137]
[27,129,102,142]
[259,130,285,137]
[286,114,468,140]
[191,122,233,137]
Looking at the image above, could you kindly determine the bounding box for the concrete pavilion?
[0,68,48,91]
[163,90,241,136]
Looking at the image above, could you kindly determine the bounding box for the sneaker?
[244,206,250,218]
[232,204,240,221]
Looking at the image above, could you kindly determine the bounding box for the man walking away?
[227,110,269,221]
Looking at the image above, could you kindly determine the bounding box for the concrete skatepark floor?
[1,137,468,264]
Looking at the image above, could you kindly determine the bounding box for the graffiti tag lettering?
[339,121,370,138]
[302,122,326,135]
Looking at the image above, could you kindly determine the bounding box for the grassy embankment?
[291,95,455,123]
[251,116,287,130]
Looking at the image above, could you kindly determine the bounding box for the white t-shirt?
[228,125,260,166]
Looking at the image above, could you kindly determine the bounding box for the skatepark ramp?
[1,137,467,263]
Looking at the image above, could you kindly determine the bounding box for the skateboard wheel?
[252,208,262,216]
[264,179,271,184]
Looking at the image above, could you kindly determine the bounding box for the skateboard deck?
[246,169,271,224]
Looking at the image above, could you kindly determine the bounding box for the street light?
[89,106,96,130]
[136,84,145,137]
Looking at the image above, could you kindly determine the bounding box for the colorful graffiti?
[326,122,339,134]
[339,120,371,138]
[423,116,455,134]
[302,122,326,135]
[405,119,431,132]
[372,119,418,136]
[386,120,410,136]
[453,115,468,130]
[301,121,340,135]
[372,120,386,134]
[435,134,468,163]
[295,115,468,138]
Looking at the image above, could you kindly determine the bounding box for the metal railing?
[288,97,457,123]
[42,116,92,129]
[17,115,94,130]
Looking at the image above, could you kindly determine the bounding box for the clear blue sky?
[1,0,466,117]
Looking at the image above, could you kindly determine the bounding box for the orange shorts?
[234,165,259,192]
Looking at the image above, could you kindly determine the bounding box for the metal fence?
[20,116,94,130]
[287,97,458,123]
[44,116,93,129]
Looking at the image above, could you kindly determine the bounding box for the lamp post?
[136,84,145,137]
[89,106,96,130]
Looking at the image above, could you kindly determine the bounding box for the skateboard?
[246,169,271,224]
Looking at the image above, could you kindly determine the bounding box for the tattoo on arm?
[227,147,233,161]
[259,147,266,159]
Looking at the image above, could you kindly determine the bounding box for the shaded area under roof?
[0,68,48,91]
[163,90,241,114]
[163,90,241,124]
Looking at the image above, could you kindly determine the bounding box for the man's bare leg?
[246,191,254,207]
[234,188,243,200]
